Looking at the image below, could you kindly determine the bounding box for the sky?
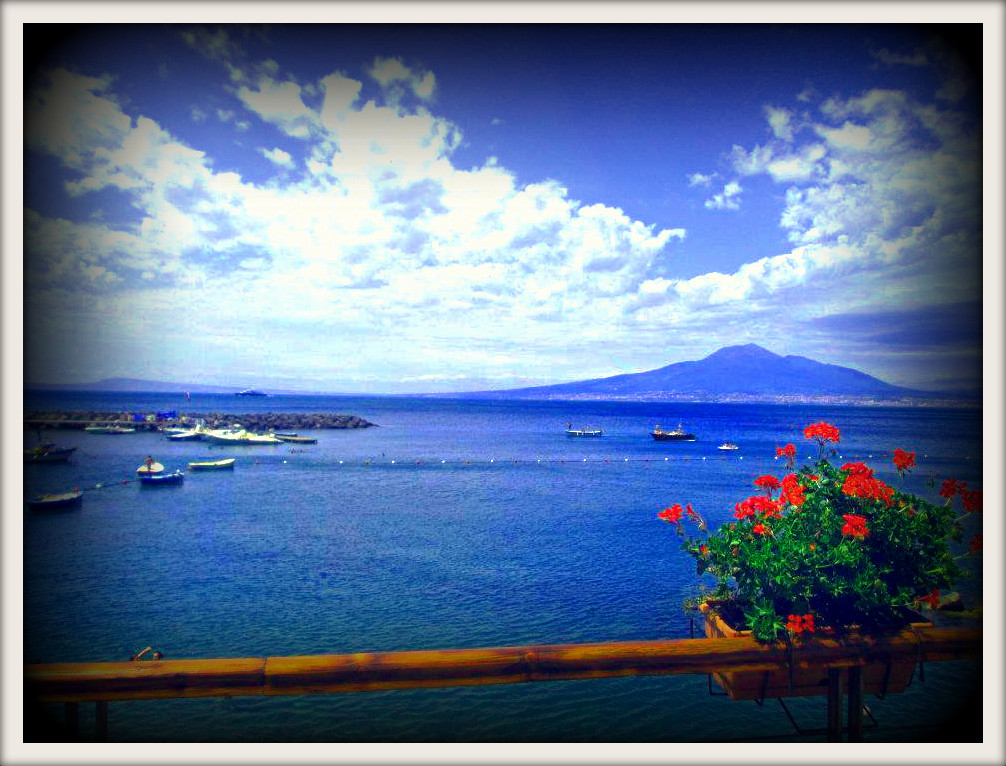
[16,19,990,395]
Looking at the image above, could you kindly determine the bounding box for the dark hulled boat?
[651,422,696,441]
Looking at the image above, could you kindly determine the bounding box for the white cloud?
[260,147,293,166]
[704,181,742,210]
[687,172,713,187]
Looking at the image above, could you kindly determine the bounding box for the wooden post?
[847,666,863,742]
[64,702,79,738]
[826,668,843,742]
[95,701,108,742]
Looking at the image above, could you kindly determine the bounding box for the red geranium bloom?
[939,478,966,499]
[698,544,708,555]
[776,444,796,459]
[962,489,982,513]
[754,474,781,494]
[804,422,840,443]
[752,523,768,535]
[841,462,874,477]
[780,473,807,507]
[892,449,916,472]
[842,472,893,506]
[786,613,816,635]
[969,534,982,552]
[658,505,684,523]
[919,588,941,608]
[841,513,870,538]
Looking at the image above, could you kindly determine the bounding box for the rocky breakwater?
[24,411,376,431]
[194,412,375,431]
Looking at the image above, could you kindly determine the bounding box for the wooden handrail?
[26,626,980,703]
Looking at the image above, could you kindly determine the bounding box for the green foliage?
[669,444,970,643]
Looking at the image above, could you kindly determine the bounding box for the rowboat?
[27,490,83,510]
[651,422,696,441]
[187,458,236,471]
[24,443,77,463]
[139,470,184,486]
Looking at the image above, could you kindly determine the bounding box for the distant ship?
[235,389,268,396]
[651,422,696,441]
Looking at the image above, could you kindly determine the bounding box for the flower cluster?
[786,613,815,635]
[663,421,975,642]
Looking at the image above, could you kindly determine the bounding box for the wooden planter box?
[699,601,931,700]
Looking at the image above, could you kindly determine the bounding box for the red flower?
[780,473,807,507]
[658,505,684,523]
[752,523,768,535]
[808,542,817,552]
[776,444,796,460]
[841,513,870,538]
[803,422,840,443]
[892,449,916,472]
[962,489,982,513]
[686,503,698,518]
[919,588,941,608]
[841,462,874,477]
[842,471,893,506]
[939,478,966,499]
[786,613,816,635]
[754,474,781,495]
[969,534,982,552]
[698,544,708,556]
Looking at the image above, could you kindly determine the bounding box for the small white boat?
[167,429,203,441]
[718,442,739,451]
[187,457,236,471]
[85,425,136,434]
[27,490,83,510]
[274,433,317,444]
[136,460,165,475]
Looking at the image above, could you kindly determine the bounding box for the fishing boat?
[718,442,739,451]
[84,424,136,434]
[140,470,184,486]
[24,443,77,463]
[136,460,165,475]
[187,457,236,471]
[26,490,83,510]
[651,422,696,441]
[565,424,604,437]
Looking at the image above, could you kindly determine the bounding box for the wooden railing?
[25,626,981,741]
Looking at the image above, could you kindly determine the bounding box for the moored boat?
[27,490,83,510]
[187,457,236,471]
[651,422,696,441]
[565,424,604,437]
[84,425,136,434]
[274,434,317,444]
[137,459,165,475]
[140,470,184,486]
[24,443,77,463]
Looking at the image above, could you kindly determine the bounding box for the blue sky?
[18,20,988,394]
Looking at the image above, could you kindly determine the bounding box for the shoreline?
[23,411,376,431]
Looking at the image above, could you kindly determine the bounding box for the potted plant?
[659,421,981,700]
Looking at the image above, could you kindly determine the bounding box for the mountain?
[451,344,967,403]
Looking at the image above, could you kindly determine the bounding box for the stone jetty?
[24,411,376,432]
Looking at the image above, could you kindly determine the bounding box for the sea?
[21,392,984,744]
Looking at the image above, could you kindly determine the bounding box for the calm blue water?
[23,393,983,742]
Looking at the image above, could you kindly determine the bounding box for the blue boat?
[139,470,184,487]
